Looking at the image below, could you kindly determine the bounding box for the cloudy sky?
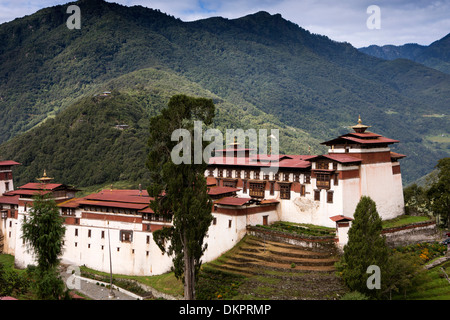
[0,0,449,48]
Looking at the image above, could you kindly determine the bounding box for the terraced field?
[202,236,348,300]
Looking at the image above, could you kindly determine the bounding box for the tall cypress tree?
[340,196,389,299]
[147,94,215,300]
[21,192,67,299]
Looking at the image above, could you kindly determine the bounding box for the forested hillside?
[0,0,448,186]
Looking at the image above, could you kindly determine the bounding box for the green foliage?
[28,266,69,300]
[257,221,335,237]
[426,157,450,228]
[21,193,66,271]
[148,94,215,299]
[339,196,389,299]
[393,242,447,263]
[381,251,427,299]
[195,268,245,300]
[0,262,30,297]
[340,291,369,300]
[20,193,67,299]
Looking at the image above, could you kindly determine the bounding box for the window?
[327,191,334,203]
[316,173,330,189]
[249,182,265,198]
[208,169,214,176]
[244,170,250,179]
[242,180,247,194]
[235,170,241,179]
[228,220,232,228]
[146,236,150,244]
[218,169,223,178]
[274,173,279,181]
[101,231,105,239]
[304,174,311,184]
[314,190,320,201]
[212,217,217,225]
[120,230,133,242]
[75,229,78,237]
[334,173,339,186]
[263,174,269,180]
[283,173,290,182]
[294,174,300,183]
[263,216,268,226]
[300,185,306,196]
[254,171,260,180]
[270,182,275,196]
[223,180,237,188]
[5,182,9,192]
[280,184,291,199]
[88,229,91,238]
[226,169,232,178]
[317,161,328,170]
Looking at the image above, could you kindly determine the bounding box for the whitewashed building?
[0,117,405,275]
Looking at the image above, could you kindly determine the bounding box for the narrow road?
[60,265,141,300]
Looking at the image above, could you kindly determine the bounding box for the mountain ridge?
[0,0,448,186]
[359,32,450,74]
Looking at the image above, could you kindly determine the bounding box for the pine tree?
[147,94,215,300]
[340,196,389,299]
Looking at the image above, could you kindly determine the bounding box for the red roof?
[139,207,155,214]
[0,195,19,205]
[321,129,399,147]
[5,189,51,196]
[209,154,312,169]
[19,183,63,191]
[309,154,362,164]
[0,161,20,166]
[330,215,353,222]
[207,186,240,195]
[0,296,18,300]
[78,200,149,210]
[85,190,151,204]
[390,152,406,159]
[214,197,251,206]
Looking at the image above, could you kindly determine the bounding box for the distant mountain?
[0,0,448,187]
[359,33,450,74]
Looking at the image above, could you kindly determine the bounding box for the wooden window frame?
[279,183,291,200]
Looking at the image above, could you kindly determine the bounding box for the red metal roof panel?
[0,161,21,166]
[214,197,251,206]
[0,195,19,205]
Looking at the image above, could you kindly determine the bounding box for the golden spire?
[37,169,54,184]
[351,115,371,133]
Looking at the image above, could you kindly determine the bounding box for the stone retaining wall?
[246,225,337,254]
[382,220,439,247]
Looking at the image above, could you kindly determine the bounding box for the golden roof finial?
[37,169,54,184]
[351,115,371,133]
